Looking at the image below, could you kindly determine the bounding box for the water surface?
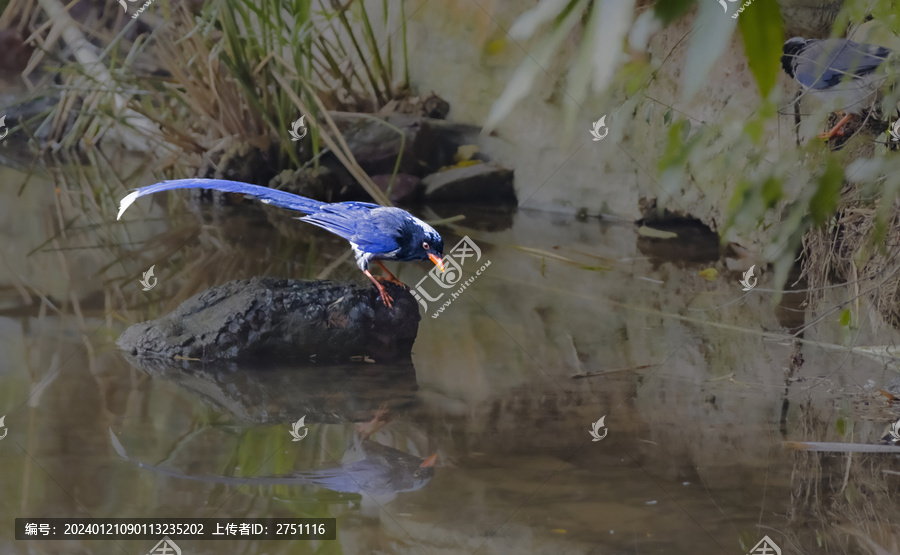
[1,165,899,554]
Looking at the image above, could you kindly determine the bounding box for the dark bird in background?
[117,179,446,307]
[781,37,891,139]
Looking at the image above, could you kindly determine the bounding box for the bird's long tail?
[108,428,349,488]
[117,179,327,220]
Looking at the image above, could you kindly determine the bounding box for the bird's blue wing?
[301,204,402,254]
[117,179,327,220]
[794,39,890,90]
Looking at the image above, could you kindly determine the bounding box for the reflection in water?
[114,356,434,512]
[121,356,419,425]
[110,431,436,509]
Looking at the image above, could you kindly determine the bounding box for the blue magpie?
[117,179,446,308]
[781,37,891,139]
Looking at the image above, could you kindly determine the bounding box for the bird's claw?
[356,403,392,437]
[818,129,846,140]
[375,275,407,288]
[378,289,394,308]
[363,268,397,309]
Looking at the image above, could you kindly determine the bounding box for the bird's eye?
[422,242,430,250]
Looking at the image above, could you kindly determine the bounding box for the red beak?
[428,254,445,272]
[420,453,438,468]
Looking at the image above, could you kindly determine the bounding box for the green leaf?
[836,416,847,435]
[658,120,695,172]
[840,309,851,327]
[809,157,844,227]
[654,0,696,24]
[760,177,783,209]
[737,0,784,97]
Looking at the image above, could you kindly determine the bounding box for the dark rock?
[422,162,517,204]
[0,28,32,76]
[197,139,278,186]
[635,218,721,267]
[268,166,366,203]
[117,277,420,362]
[378,92,451,119]
[422,94,451,119]
[328,112,483,176]
[328,113,422,176]
[412,118,482,170]
[371,173,423,204]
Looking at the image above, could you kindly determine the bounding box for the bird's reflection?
[115,357,436,508]
[109,425,436,501]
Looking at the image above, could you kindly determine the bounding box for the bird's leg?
[374,260,406,287]
[363,269,394,308]
[819,111,853,140]
[355,403,392,438]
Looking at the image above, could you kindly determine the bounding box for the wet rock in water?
[117,277,420,362]
[268,166,365,203]
[328,112,484,176]
[269,167,422,205]
[422,162,517,204]
[197,139,278,186]
[329,113,423,176]
[370,173,423,204]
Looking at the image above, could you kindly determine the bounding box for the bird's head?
[781,37,808,78]
[409,453,437,489]
[396,215,445,271]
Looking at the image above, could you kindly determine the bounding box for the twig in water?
[571,364,658,379]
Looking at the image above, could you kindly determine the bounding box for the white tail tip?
[117,190,141,220]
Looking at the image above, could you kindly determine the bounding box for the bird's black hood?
[781,37,807,79]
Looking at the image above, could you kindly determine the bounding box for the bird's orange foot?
[364,268,395,308]
[819,112,853,140]
[375,275,407,288]
[374,260,406,287]
[818,129,847,140]
[356,403,392,437]
[378,289,394,308]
